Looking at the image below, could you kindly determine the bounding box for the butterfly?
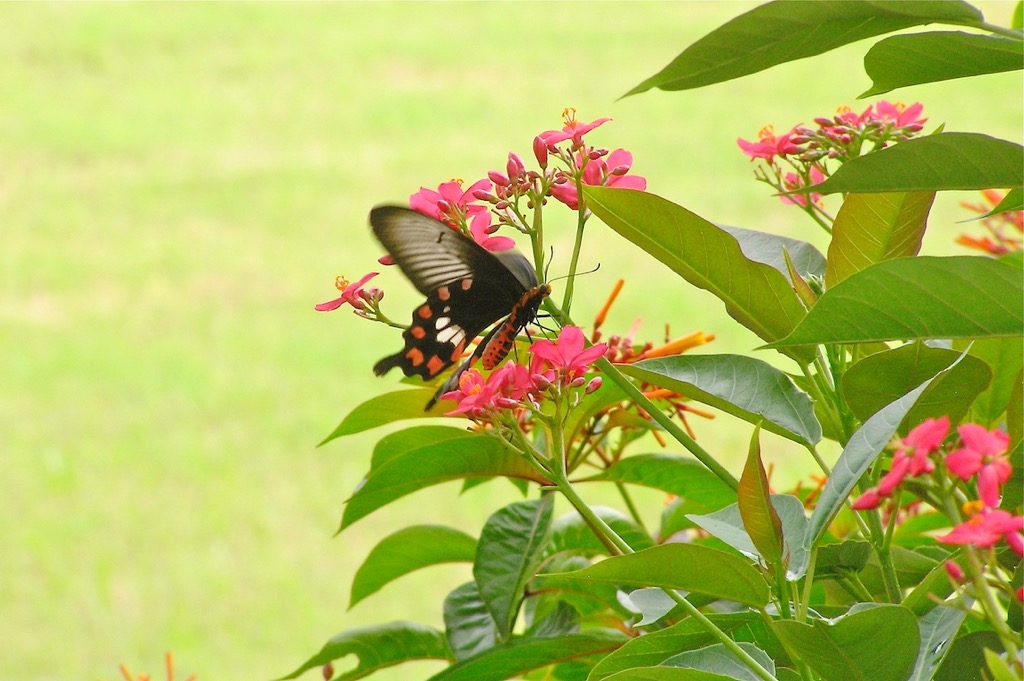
[370,206,551,409]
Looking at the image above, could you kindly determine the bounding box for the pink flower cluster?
[851,417,1022,557]
[441,326,606,420]
[738,101,927,166]
[737,101,927,210]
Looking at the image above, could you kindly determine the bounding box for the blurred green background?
[2,2,1020,680]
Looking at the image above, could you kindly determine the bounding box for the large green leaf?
[935,630,1002,681]
[840,342,991,427]
[551,543,770,608]
[769,256,1024,348]
[620,355,821,445]
[443,581,496,661]
[350,525,477,608]
[340,427,547,530]
[584,186,813,364]
[772,605,919,681]
[588,613,765,681]
[718,224,826,282]
[587,454,737,518]
[806,352,965,547]
[428,629,627,681]
[974,186,1024,216]
[909,606,967,681]
[825,192,934,288]
[625,0,983,95]
[474,497,554,641]
[320,388,439,444]
[862,32,1024,97]
[958,336,1024,426]
[276,621,452,680]
[813,133,1024,194]
[547,506,655,557]
[689,495,810,581]
[665,642,775,681]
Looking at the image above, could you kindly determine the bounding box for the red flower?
[315,272,379,312]
[851,417,949,510]
[737,125,802,162]
[946,424,1011,507]
[550,148,646,210]
[937,507,1024,557]
[469,212,515,252]
[410,179,491,224]
[538,108,610,150]
[529,326,607,385]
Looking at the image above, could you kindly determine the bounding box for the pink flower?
[441,363,537,418]
[315,272,379,312]
[737,125,802,162]
[550,148,646,210]
[946,424,1011,507]
[410,179,491,225]
[873,101,926,131]
[781,166,826,207]
[529,326,607,384]
[538,108,610,150]
[851,487,883,511]
[937,507,1024,557]
[469,212,515,252]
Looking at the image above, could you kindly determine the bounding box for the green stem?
[615,481,646,530]
[866,510,902,602]
[978,21,1024,39]
[595,356,739,491]
[964,547,1021,660]
[796,546,818,623]
[559,194,588,315]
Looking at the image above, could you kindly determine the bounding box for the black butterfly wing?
[370,206,538,383]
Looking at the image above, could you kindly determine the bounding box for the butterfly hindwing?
[370,206,548,393]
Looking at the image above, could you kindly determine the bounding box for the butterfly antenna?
[546,262,601,285]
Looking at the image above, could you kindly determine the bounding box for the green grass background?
[2,2,1020,680]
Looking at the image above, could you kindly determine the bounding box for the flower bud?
[322,663,334,681]
[585,377,603,394]
[532,373,552,391]
[436,199,451,214]
[813,117,833,127]
[568,376,587,389]
[474,189,498,203]
[944,560,965,583]
[533,136,548,168]
[609,164,630,177]
[588,147,609,160]
[495,200,509,210]
[507,153,526,179]
[488,171,510,187]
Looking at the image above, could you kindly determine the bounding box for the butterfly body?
[369,206,549,407]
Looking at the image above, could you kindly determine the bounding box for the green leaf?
[958,336,1024,426]
[689,495,809,580]
[813,134,1024,195]
[551,543,770,608]
[474,496,554,641]
[815,540,872,580]
[621,355,821,445]
[909,606,967,680]
[584,187,813,364]
[589,613,763,681]
[625,0,983,95]
[588,454,736,519]
[340,427,547,531]
[862,32,1024,97]
[718,224,826,282]
[901,557,956,616]
[665,642,775,681]
[427,629,627,681]
[320,388,439,444]
[985,647,1022,681]
[350,525,477,608]
[806,352,965,547]
[602,670,738,681]
[276,621,452,680]
[443,581,496,661]
[971,186,1024,217]
[738,425,784,566]
[935,630,1002,681]
[548,507,655,557]
[825,192,935,288]
[769,256,1024,348]
[840,342,991,427]
[772,605,919,681]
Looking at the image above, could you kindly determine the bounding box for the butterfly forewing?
[370,206,548,403]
